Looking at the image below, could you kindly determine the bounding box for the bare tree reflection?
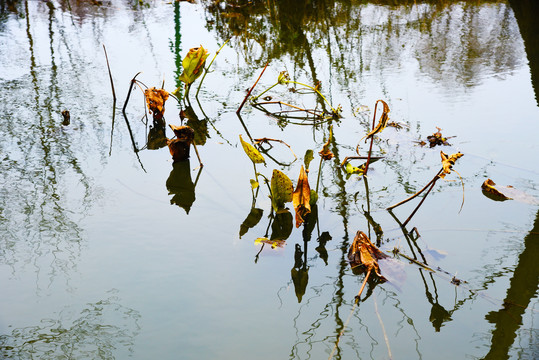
[0,293,141,359]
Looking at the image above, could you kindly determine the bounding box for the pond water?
[0,1,538,359]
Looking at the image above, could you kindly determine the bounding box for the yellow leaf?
[345,162,365,175]
[250,179,259,189]
[179,46,210,85]
[292,165,311,228]
[239,135,265,164]
[271,169,293,212]
[440,151,463,178]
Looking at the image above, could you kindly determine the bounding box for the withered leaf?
[481,178,512,201]
[318,126,334,160]
[239,135,266,165]
[364,99,390,142]
[167,125,195,162]
[144,87,169,119]
[426,127,450,147]
[292,165,311,228]
[348,231,388,278]
[440,151,463,178]
[271,169,294,213]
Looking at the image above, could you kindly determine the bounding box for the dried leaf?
[292,165,311,228]
[144,87,169,119]
[364,100,390,142]
[348,231,388,278]
[239,135,265,164]
[271,169,293,212]
[179,46,209,85]
[167,125,195,162]
[426,127,450,147]
[440,151,463,178]
[318,126,334,160]
[481,179,512,201]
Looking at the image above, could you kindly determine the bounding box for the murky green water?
[1,1,538,359]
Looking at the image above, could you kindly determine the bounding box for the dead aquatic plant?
[292,165,311,228]
[387,151,464,227]
[249,70,341,123]
[329,231,388,360]
[358,100,390,175]
[340,100,389,177]
[167,125,203,166]
[415,127,455,147]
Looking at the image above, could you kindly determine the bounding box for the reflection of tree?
[0,294,141,359]
[509,0,539,106]
[482,209,539,360]
[201,0,523,93]
[0,1,102,290]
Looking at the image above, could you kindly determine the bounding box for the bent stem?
[287,80,337,114]
[363,101,379,175]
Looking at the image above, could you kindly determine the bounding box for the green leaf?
[271,169,293,212]
[178,46,210,85]
[304,149,314,170]
[239,135,266,164]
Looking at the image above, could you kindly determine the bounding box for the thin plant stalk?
[103,45,116,102]
[363,102,378,175]
[315,156,324,194]
[251,82,279,103]
[196,39,230,98]
[387,169,444,210]
[237,61,269,114]
[402,176,438,227]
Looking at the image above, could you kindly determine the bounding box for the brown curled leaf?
[348,231,388,279]
[292,165,311,228]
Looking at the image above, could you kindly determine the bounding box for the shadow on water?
[483,209,539,359]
